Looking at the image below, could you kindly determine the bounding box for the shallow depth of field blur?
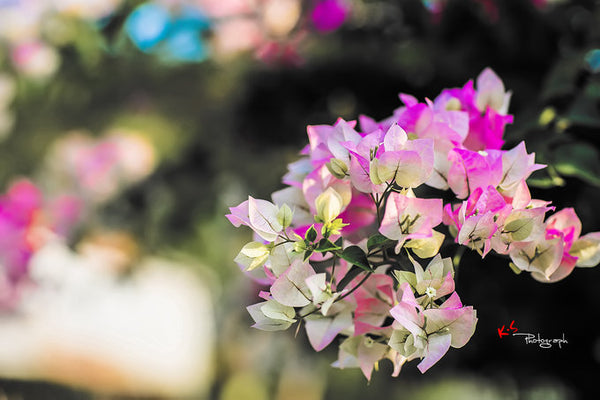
[1,0,600,399]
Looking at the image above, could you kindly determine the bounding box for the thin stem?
[376,181,395,226]
[370,193,382,224]
[329,254,338,286]
[297,308,318,319]
[338,272,373,301]
[273,238,293,248]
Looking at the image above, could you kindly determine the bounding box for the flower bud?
[326,158,348,179]
[315,187,343,224]
[276,204,293,228]
[369,158,395,186]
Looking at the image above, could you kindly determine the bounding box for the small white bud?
[315,187,343,224]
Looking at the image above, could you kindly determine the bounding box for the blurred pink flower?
[0,180,82,310]
[10,41,60,79]
[311,0,350,33]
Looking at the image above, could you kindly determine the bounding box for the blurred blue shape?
[163,26,209,62]
[125,3,211,62]
[585,49,600,73]
[175,5,211,32]
[125,3,171,52]
[160,6,211,62]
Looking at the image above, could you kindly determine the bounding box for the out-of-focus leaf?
[552,142,600,186]
[527,167,565,188]
[540,56,582,101]
[566,87,600,128]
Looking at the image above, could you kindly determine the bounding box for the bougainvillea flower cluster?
[227,68,600,379]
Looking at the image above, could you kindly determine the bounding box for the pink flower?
[455,186,511,255]
[379,192,442,252]
[447,148,503,199]
[464,107,513,151]
[333,335,389,381]
[389,282,477,373]
[271,260,315,307]
[338,192,377,236]
[433,80,477,115]
[409,254,455,300]
[475,68,512,115]
[545,208,581,252]
[305,304,354,351]
[433,68,513,151]
[509,207,600,282]
[352,274,395,336]
[496,142,545,195]
[302,165,352,216]
[510,236,564,281]
[345,124,434,192]
[226,196,284,241]
[396,99,469,145]
[529,208,583,282]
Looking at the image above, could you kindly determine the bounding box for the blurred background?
[1,0,600,399]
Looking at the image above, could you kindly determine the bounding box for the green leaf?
[527,166,565,188]
[334,237,343,248]
[367,234,392,252]
[303,249,314,261]
[566,82,600,128]
[315,238,342,253]
[305,225,318,242]
[336,265,364,291]
[339,246,371,272]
